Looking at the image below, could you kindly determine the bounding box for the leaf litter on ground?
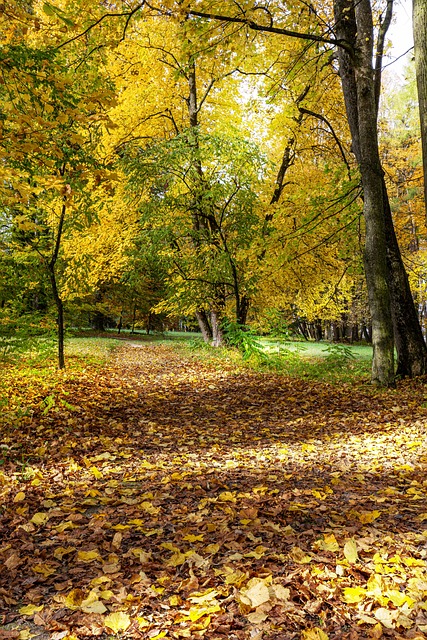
[1,341,427,639]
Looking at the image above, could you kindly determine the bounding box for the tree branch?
[374,0,394,115]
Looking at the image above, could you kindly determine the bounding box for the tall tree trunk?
[48,198,67,370]
[383,182,427,376]
[48,265,65,370]
[237,295,250,326]
[334,0,394,384]
[211,309,224,346]
[196,310,212,343]
[414,0,427,221]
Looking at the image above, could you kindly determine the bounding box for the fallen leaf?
[104,611,131,633]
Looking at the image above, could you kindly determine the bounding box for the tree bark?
[48,265,65,370]
[413,0,427,221]
[334,0,395,384]
[211,309,224,346]
[196,309,213,343]
[383,181,427,376]
[48,200,67,370]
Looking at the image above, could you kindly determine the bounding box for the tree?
[0,35,116,367]
[172,0,427,384]
[413,0,427,221]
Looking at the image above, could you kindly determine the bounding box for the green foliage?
[322,343,357,368]
[0,313,55,362]
[223,320,268,361]
[123,130,266,319]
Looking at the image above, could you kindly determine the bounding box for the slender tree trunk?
[131,302,137,334]
[48,266,65,370]
[196,310,212,343]
[414,0,427,220]
[237,295,250,326]
[211,309,224,346]
[48,197,67,370]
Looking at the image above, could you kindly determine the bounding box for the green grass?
[259,337,373,361]
[177,334,373,384]
[1,327,373,386]
[64,336,122,365]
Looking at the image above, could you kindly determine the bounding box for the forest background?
[0,0,426,384]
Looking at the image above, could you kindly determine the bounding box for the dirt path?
[1,343,427,639]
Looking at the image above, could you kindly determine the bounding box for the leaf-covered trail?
[2,342,427,640]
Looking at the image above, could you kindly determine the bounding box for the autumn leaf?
[358,510,381,524]
[104,611,131,633]
[342,587,368,603]
[343,538,358,563]
[19,604,44,616]
[289,546,312,564]
[301,628,329,639]
[30,512,49,526]
[240,578,271,608]
[77,550,102,562]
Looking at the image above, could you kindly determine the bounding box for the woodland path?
[1,342,427,639]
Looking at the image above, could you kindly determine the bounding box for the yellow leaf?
[386,590,408,607]
[104,611,131,633]
[64,589,85,609]
[77,550,102,562]
[374,607,396,629]
[19,604,44,615]
[18,631,32,640]
[139,460,155,469]
[343,539,358,564]
[247,609,269,623]
[167,551,191,567]
[151,586,165,594]
[30,512,49,525]
[183,534,204,542]
[242,579,270,608]
[204,543,220,554]
[188,604,220,621]
[289,546,312,564]
[32,563,56,577]
[141,501,160,515]
[358,510,381,524]
[223,569,247,586]
[301,443,316,453]
[218,491,236,502]
[13,491,26,502]
[369,623,383,639]
[270,584,290,601]
[81,600,107,614]
[169,595,181,606]
[342,587,368,603]
[301,628,329,639]
[245,545,268,559]
[54,546,76,560]
[137,617,150,627]
[402,556,426,567]
[314,534,339,552]
[89,466,103,479]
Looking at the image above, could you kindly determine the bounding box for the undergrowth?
[182,330,371,384]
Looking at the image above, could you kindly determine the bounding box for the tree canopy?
[0,0,425,383]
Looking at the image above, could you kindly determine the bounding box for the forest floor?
[2,340,427,640]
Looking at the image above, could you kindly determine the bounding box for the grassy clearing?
[0,329,373,387]
[175,335,373,384]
